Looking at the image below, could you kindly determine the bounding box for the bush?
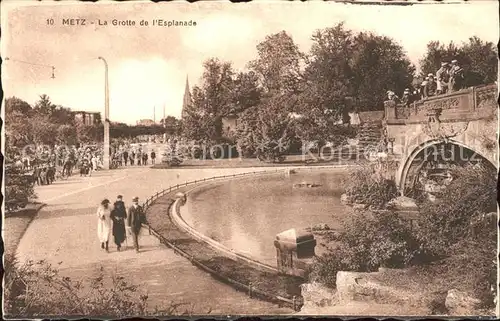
[449,212,497,308]
[308,210,427,287]
[3,255,194,318]
[343,165,399,209]
[307,253,345,288]
[415,163,497,255]
[5,164,36,212]
[336,210,425,271]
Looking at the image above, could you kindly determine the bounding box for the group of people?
[111,147,157,167]
[96,195,146,253]
[386,59,466,106]
[79,153,101,177]
[421,59,465,97]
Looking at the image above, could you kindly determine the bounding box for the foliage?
[308,210,425,288]
[350,32,415,110]
[459,213,497,307]
[160,116,182,135]
[415,163,497,255]
[182,58,261,144]
[248,30,304,94]
[419,37,497,87]
[237,94,295,162]
[33,94,56,116]
[343,164,399,209]
[4,163,36,212]
[307,252,345,288]
[3,256,195,318]
[110,122,167,138]
[336,210,425,271]
[56,124,78,146]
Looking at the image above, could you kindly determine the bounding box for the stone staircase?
[356,122,384,155]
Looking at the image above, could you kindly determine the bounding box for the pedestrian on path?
[127,196,145,253]
[97,199,112,252]
[110,195,127,251]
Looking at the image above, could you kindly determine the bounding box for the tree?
[301,24,355,119]
[237,94,295,162]
[460,36,498,86]
[419,41,462,78]
[231,71,262,114]
[182,58,236,143]
[31,113,58,146]
[4,98,34,149]
[33,94,56,116]
[5,96,32,115]
[50,106,75,125]
[160,116,181,135]
[350,32,415,110]
[248,31,304,95]
[56,124,78,146]
[419,37,497,87]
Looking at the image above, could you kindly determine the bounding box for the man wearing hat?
[436,62,450,94]
[387,90,400,103]
[449,59,464,92]
[127,196,145,252]
[424,74,437,98]
[420,77,429,98]
[401,88,412,108]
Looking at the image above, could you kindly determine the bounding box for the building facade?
[73,111,101,126]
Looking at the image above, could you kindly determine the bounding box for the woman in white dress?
[97,199,112,252]
[90,154,98,176]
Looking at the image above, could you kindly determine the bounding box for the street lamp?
[98,56,110,170]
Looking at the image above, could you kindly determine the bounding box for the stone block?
[445,289,481,315]
[387,196,418,211]
[300,282,337,310]
[336,271,409,305]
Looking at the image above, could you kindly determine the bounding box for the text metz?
[62,18,87,26]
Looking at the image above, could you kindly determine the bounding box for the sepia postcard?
[1,0,499,319]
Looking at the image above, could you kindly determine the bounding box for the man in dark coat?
[111,195,127,251]
[123,151,129,166]
[151,151,156,165]
[127,196,145,252]
[449,59,465,92]
[424,74,437,98]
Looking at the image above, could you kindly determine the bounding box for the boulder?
[445,289,481,315]
[312,223,330,231]
[387,196,418,211]
[340,193,351,205]
[336,271,410,305]
[300,282,337,311]
[352,203,367,210]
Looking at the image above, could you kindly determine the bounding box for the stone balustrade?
[385,83,497,124]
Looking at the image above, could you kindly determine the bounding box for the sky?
[2,0,498,125]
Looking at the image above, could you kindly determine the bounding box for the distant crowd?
[387,59,465,106]
[111,145,157,168]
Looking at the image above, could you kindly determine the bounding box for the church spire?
[181,75,191,119]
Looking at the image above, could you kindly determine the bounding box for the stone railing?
[385,83,497,123]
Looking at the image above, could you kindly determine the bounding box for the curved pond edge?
[171,164,353,273]
[141,165,353,311]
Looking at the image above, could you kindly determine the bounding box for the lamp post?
[98,57,110,170]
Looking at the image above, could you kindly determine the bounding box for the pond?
[181,168,351,267]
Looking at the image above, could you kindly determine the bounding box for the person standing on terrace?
[449,59,465,92]
[424,74,437,98]
[436,62,450,94]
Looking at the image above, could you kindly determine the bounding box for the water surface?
[182,169,350,267]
